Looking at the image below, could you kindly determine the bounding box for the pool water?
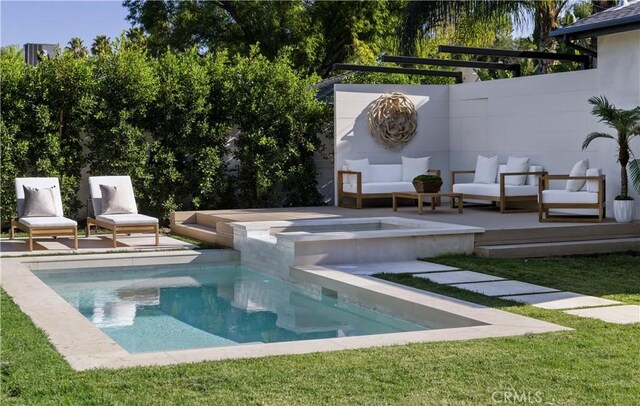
[38,264,427,353]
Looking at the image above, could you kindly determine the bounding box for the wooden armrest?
[337,170,362,193]
[450,170,475,185]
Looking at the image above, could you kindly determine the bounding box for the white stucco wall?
[596,30,640,215]
[333,84,450,201]
[332,30,640,217]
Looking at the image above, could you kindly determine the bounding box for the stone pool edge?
[1,250,570,371]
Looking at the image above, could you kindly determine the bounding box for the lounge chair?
[86,176,159,248]
[11,177,78,251]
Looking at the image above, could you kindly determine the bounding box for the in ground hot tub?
[231,217,484,279]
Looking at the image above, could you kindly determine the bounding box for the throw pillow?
[344,158,371,184]
[22,185,57,217]
[473,155,499,184]
[504,156,530,186]
[402,156,430,182]
[586,168,601,193]
[566,159,589,192]
[100,184,136,214]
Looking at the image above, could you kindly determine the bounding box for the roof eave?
[550,14,640,39]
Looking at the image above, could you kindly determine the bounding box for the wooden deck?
[170,205,640,258]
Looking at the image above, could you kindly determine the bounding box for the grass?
[2,253,639,404]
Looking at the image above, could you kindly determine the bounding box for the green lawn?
[2,253,639,404]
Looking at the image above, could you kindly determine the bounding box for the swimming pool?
[2,251,569,370]
[38,264,429,353]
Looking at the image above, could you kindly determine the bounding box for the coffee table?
[392,192,463,215]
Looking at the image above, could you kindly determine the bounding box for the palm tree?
[65,37,88,58]
[91,35,111,56]
[399,1,526,55]
[399,0,571,72]
[582,96,640,199]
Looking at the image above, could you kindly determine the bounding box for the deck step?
[476,222,639,246]
[474,237,640,258]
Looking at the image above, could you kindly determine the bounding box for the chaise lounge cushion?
[453,183,538,197]
[96,214,158,225]
[19,217,77,228]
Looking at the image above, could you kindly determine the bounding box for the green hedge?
[0,40,331,227]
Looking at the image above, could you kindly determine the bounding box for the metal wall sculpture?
[368,92,417,151]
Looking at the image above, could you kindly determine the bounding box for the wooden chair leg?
[74,228,78,250]
[28,229,34,251]
[112,227,118,248]
[9,224,15,239]
[155,224,160,246]
[86,222,91,237]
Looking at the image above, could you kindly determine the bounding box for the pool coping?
[1,250,570,371]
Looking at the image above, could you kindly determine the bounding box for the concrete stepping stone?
[413,271,504,284]
[334,261,459,275]
[564,305,640,324]
[452,280,559,297]
[499,291,621,310]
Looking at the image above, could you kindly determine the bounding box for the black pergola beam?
[381,55,521,77]
[332,63,463,83]
[438,45,591,70]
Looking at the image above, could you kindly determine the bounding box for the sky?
[1,0,131,48]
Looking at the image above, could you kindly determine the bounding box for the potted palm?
[582,96,640,223]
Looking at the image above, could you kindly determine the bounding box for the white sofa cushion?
[453,183,538,197]
[473,155,499,184]
[541,190,599,204]
[343,182,415,194]
[586,168,602,192]
[19,217,77,228]
[401,156,430,181]
[345,158,371,184]
[566,159,589,192]
[97,214,158,225]
[504,156,530,186]
[370,164,402,183]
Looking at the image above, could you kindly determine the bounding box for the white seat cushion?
[453,183,538,197]
[541,190,599,204]
[343,182,415,194]
[96,214,158,225]
[19,217,77,228]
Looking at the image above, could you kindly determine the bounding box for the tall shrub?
[1,47,93,223]
[85,38,159,214]
[144,48,231,221]
[230,48,330,207]
[0,47,30,226]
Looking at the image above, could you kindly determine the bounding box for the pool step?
[474,237,640,258]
